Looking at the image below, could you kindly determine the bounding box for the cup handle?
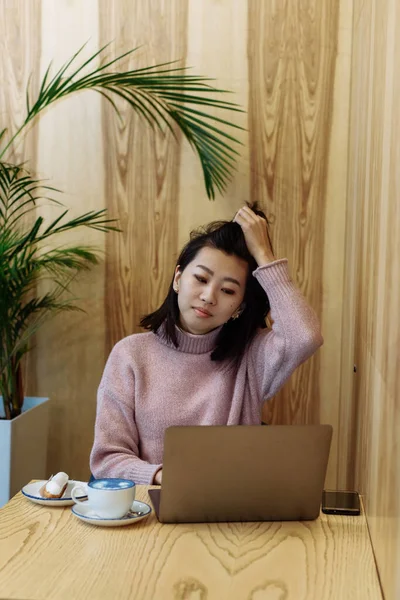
[71,485,87,505]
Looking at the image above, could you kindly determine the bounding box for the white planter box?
[0,397,50,507]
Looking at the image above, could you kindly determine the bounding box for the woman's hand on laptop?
[154,469,163,485]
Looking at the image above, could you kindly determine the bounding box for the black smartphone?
[321,490,360,515]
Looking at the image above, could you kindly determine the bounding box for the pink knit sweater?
[90,259,323,484]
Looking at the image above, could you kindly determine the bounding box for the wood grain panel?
[247,1,340,436]
[0,487,383,600]
[33,0,106,481]
[177,0,249,247]
[100,1,188,350]
[0,0,41,160]
[339,0,375,492]
[343,0,400,596]
[318,0,353,487]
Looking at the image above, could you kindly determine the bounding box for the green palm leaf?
[0,162,120,417]
[0,44,243,199]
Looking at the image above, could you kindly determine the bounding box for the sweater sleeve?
[247,259,323,401]
[90,341,162,485]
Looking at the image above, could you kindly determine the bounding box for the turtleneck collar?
[155,321,222,355]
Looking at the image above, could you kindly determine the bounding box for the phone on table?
[321,490,360,516]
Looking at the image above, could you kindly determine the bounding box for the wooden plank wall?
[1,1,351,490]
[248,1,353,491]
[340,0,400,596]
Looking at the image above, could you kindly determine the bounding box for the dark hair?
[140,203,273,363]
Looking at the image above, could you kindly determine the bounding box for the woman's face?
[173,246,248,335]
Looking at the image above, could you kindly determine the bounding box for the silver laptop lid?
[158,425,333,523]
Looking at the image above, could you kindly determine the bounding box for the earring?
[173,284,179,293]
[231,312,240,320]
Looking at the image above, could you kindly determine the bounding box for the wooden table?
[0,485,382,600]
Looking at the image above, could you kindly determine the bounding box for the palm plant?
[0,44,243,420]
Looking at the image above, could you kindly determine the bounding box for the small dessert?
[40,472,69,499]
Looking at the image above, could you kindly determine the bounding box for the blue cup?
[72,478,136,519]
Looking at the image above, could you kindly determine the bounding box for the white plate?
[71,500,152,527]
[22,480,88,507]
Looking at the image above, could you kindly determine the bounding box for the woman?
[90,205,323,485]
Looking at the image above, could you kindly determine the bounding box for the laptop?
[148,424,333,523]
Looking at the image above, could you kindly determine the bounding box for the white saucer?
[71,500,152,527]
[22,480,88,507]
